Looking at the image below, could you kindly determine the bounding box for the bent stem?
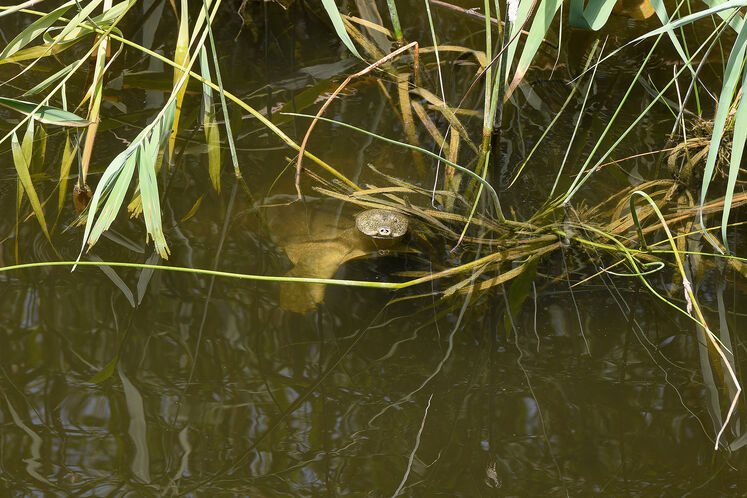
[294,41,419,199]
[629,191,740,450]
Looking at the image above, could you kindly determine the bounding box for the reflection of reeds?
[2,0,747,450]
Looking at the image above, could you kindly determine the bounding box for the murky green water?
[1,1,746,496]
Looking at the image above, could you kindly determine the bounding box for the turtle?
[263,202,410,313]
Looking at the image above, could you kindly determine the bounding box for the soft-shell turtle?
[264,202,410,313]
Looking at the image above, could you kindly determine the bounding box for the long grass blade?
[57,0,104,42]
[168,0,190,163]
[719,57,747,253]
[200,0,240,183]
[57,136,77,216]
[0,97,89,126]
[0,2,73,60]
[506,0,562,99]
[79,0,113,187]
[199,46,221,191]
[698,22,747,253]
[11,120,52,244]
[138,114,171,258]
[321,0,363,59]
[88,152,139,249]
[568,0,616,30]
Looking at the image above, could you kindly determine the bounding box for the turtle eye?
[378,227,391,237]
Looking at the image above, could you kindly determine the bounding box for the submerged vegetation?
[1,0,747,491]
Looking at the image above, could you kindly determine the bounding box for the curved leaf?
[321,0,363,59]
[569,0,616,30]
[0,97,90,127]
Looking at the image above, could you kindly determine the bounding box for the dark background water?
[1,1,746,495]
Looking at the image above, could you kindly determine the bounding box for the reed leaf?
[80,0,113,188]
[0,1,73,60]
[702,0,744,33]
[11,120,51,244]
[0,35,84,65]
[138,125,170,258]
[507,0,562,99]
[87,150,139,249]
[56,0,103,41]
[502,0,535,82]
[200,0,240,180]
[199,46,221,192]
[648,1,697,77]
[30,123,47,173]
[698,21,747,253]
[78,100,176,259]
[568,0,616,30]
[169,0,191,163]
[23,62,77,96]
[719,56,747,254]
[321,0,363,59]
[57,136,77,216]
[0,97,90,127]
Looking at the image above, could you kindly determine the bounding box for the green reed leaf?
[24,62,77,96]
[138,130,170,258]
[321,0,363,59]
[719,57,747,254]
[199,46,221,192]
[11,120,51,243]
[56,0,103,42]
[88,151,138,249]
[0,97,90,127]
[698,22,747,253]
[57,135,76,215]
[0,2,73,60]
[569,0,616,30]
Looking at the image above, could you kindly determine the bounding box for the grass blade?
[0,97,90,127]
[11,120,52,244]
[698,22,747,252]
[138,125,170,258]
[0,2,73,60]
[719,60,747,253]
[57,135,77,216]
[88,151,138,249]
[56,0,104,43]
[507,0,562,99]
[321,0,363,59]
[168,0,190,162]
[199,45,221,192]
[23,61,77,96]
[569,0,617,30]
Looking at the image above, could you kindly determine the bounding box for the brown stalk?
[295,41,419,200]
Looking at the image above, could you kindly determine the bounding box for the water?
[1,1,746,495]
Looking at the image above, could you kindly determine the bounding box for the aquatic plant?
[0,0,745,463]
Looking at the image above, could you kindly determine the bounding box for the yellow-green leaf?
[0,97,90,127]
[11,120,52,243]
[168,0,191,162]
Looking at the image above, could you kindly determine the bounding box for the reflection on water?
[1,1,746,496]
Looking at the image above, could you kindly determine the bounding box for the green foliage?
[568,0,617,30]
[0,97,89,126]
[321,0,363,59]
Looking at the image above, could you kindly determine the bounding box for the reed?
[1,0,746,449]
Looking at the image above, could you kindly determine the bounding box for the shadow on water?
[1,1,746,496]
